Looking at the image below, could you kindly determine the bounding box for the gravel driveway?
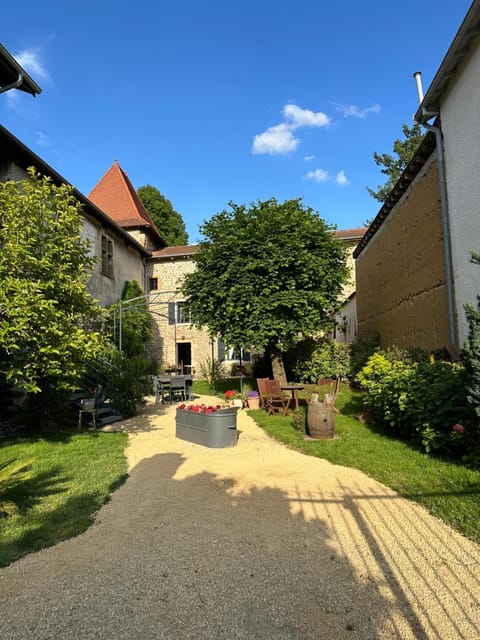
[0,397,479,639]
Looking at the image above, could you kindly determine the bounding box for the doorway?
[177,342,192,374]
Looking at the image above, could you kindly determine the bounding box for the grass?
[196,379,480,544]
[3,381,478,566]
[0,430,128,567]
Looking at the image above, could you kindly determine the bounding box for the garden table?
[280,384,304,411]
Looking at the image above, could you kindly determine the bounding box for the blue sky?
[1,0,473,243]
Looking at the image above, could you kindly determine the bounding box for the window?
[101,235,113,278]
[217,341,251,362]
[168,301,191,325]
[149,277,158,291]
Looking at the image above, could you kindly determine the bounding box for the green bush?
[349,332,380,379]
[89,344,151,418]
[286,338,350,383]
[199,356,226,386]
[357,352,473,456]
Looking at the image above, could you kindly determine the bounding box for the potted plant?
[245,390,260,410]
[225,389,242,408]
[175,402,239,448]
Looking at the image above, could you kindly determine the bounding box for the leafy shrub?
[349,332,380,379]
[89,344,151,418]
[199,356,226,386]
[286,338,350,383]
[357,353,473,456]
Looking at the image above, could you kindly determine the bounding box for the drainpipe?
[0,72,23,95]
[413,72,457,350]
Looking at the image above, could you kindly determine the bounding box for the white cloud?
[303,154,315,161]
[336,170,350,186]
[36,131,50,147]
[5,48,50,111]
[14,48,50,82]
[305,168,329,183]
[336,103,381,119]
[283,104,331,129]
[252,103,331,155]
[252,123,299,155]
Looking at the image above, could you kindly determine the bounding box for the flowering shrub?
[357,353,473,456]
[224,390,237,400]
[177,403,222,414]
[246,390,259,398]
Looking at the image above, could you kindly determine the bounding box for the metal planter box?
[175,408,238,448]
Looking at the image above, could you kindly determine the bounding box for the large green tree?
[182,198,349,373]
[137,184,188,246]
[367,123,425,203]
[0,168,102,395]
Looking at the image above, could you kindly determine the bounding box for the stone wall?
[147,255,216,373]
[356,154,450,350]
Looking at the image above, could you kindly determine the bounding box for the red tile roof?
[150,245,199,259]
[88,161,165,245]
[334,227,368,241]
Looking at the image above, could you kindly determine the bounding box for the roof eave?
[414,1,480,124]
[0,124,150,258]
[0,43,42,96]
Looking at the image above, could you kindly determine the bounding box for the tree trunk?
[270,352,287,385]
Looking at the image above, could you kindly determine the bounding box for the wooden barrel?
[306,402,334,439]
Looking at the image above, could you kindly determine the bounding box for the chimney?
[413,71,424,104]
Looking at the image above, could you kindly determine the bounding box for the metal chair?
[169,376,187,402]
[152,376,171,404]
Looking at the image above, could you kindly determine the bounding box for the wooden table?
[280,384,305,411]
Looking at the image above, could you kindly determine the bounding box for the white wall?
[84,215,145,307]
[440,32,480,346]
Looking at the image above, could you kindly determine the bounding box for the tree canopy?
[137,184,188,246]
[181,198,349,356]
[367,123,425,203]
[0,169,103,393]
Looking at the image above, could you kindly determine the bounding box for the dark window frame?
[101,234,114,278]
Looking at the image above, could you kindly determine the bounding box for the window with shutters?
[168,301,191,325]
[101,235,114,278]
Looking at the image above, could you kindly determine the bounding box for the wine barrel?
[306,402,334,439]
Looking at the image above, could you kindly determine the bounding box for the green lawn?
[0,431,128,567]
[2,382,479,567]
[196,380,480,544]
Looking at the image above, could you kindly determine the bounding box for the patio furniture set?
[152,374,194,404]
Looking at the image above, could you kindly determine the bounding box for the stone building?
[333,228,367,344]
[88,163,222,374]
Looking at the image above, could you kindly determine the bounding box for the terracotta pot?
[246,397,260,410]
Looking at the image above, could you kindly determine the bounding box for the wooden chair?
[317,376,341,412]
[265,379,291,416]
[256,378,270,408]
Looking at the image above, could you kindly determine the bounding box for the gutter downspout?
[413,72,457,351]
[0,72,23,95]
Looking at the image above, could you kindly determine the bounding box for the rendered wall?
[356,154,450,350]
[82,216,145,307]
[439,32,480,346]
[1,161,145,308]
